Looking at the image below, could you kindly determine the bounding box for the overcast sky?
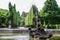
[0,0,60,14]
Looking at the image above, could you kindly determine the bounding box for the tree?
[25,5,38,27]
[39,0,59,28]
[20,11,27,26]
[9,2,13,27]
[0,9,9,28]
[12,4,19,27]
[9,2,20,28]
[39,0,59,16]
[17,11,20,26]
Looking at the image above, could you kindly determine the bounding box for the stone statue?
[29,8,52,40]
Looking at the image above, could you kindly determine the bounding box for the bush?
[49,36,60,40]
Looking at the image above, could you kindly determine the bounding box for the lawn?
[0,38,14,40]
[30,36,60,40]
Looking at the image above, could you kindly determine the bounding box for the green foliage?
[0,9,10,28]
[20,11,27,26]
[0,38,14,40]
[0,2,20,28]
[12,4,19,27]
[49,36,60,40]
[17,11,20,26]
[9,2,20,28]
[0,0,60,28]
[0,9,9,18]
[43,0,59,14]
[25,5,38,27]
[39,0,59,16]
[39,0,60,28]
[29,38,34,40]
[30,36,60,40]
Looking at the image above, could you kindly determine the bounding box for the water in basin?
[0,35,29,40]
[0,28,29,40]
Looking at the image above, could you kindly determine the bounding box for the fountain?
[0,5,52,40]
[29,5,52,40]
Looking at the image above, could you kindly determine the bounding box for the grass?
[49,36,60,40]
[29,38,34,40]
[0,38,14,40]
[30,36,60,40]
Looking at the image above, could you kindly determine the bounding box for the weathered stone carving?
[29,5,52,40]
